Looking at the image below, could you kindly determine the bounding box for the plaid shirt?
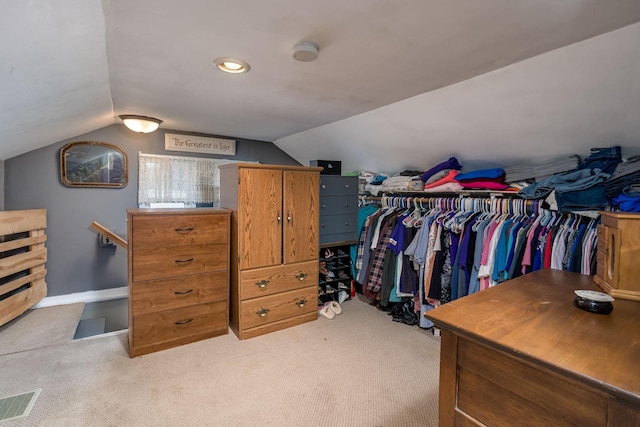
[366,212,401,292]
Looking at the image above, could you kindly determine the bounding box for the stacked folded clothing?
[380,174,421,193]
[424,170,460,190]
[420,157,463,183]
[604,155,640,198]
[504,155,580,183]
[611,189,640,212]
[454,168,509,190]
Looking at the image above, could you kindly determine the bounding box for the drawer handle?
[295,273,307,281]
[256,308,270,317]
[296,299,307,307]
[322,184,326,189]
[344,222,349,226]
[344,184,349,188]
[175,319,193,325]
[175,258,194,264]
[344,203,349,207]
[256,279,270,288]
[322,204,326,208]
[174,227,194,233]
[174,289,194,295]
[321,224,325,228]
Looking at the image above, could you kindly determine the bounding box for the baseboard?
[32,286,128,308]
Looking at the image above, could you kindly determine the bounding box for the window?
[137,153,237,208]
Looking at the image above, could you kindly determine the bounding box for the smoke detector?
[292,41,319,62]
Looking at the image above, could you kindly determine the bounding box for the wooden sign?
[165,133,236,156]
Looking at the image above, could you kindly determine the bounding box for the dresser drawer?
[131,271,228,316]
[319,232,358,245]
[457,339,608,427]
[131,213,229,250]
[240,260,318,300]
[320,176,357,196]
[320,195,358,216]
[133,243,228,282]
[132,301,228,348]
[596,250,605,279]
[320,214,358,235]
[596,224,607,244]
[240,286,317,330]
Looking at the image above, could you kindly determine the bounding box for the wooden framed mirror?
[60,141,128,188]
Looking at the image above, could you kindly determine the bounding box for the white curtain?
[138,153,237,207]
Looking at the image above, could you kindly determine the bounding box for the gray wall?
[4,124,299,297]
[0,160,4,210]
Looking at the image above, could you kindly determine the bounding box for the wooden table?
[425,269,640,427]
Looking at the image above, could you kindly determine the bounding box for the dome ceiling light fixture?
[119,115,163,133]
[291,41,319,62]
[213,57,251,74]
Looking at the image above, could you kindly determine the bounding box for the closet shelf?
[364,189,522,199]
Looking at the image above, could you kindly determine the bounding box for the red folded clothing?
[424,170,459,189]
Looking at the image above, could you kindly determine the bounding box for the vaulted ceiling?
[3,0,640,170]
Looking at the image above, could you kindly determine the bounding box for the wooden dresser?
[426,269,640,427]
[594,212,640,301]
[127,208,230,357]
[220,163,321,340]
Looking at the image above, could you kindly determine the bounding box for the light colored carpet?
[0,298,440,427]
[0,303,84,356]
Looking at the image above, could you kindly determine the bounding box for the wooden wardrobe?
[220,163,322,339]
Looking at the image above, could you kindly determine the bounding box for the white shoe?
[326,301,342,315]
[318,304,335,319]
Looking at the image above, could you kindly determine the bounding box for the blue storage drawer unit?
[318,175,358,245]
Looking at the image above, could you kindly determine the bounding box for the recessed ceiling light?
[213,57,250,74]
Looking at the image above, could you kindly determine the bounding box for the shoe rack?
[318,244,354,304]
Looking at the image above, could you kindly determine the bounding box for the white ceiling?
[2,0,640,164]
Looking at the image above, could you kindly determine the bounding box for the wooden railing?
[89,221,128,249]
[0,209,48,327]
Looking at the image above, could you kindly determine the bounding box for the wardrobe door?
[238,168,283,269]
[283,170,319,264]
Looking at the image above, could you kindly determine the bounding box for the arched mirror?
[60,141,128,188]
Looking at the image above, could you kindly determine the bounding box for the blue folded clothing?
[455,168,505,181]
[369,175,388,185]
[612,193,640,212]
